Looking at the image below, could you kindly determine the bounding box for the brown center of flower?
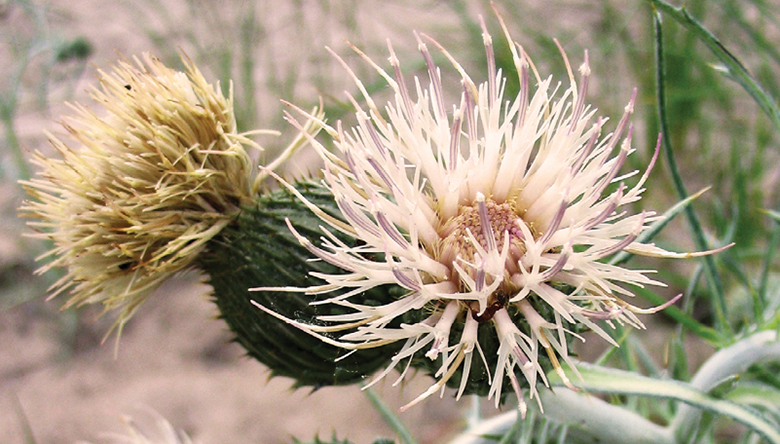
[436,198,528,280]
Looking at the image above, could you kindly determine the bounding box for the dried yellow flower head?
[22,53,256,331]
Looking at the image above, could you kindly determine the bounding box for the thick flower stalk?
[22,54,258,331]
[255,12,724,415]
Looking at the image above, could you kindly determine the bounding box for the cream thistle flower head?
[22,54,258,332]
[254,14,719,414]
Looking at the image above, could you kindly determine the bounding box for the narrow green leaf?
[751,365,780,391]
[495,410,521,444]
[549,363,780,444]
[726,383,780,417]
[764,209,780,223]
[670,334,690,381]
[628,335,662,377]
[759,212,780,303]
[632,285,726,345]
[646,0,780,131]
[363,386,418,444]
[12,395,38,444]
[653,9,732,335]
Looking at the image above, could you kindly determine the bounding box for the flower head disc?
[260,15,713,413]
[22,54,256,332]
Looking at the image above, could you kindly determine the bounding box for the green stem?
[538,390,674,444]
[632,285,725,345]
[446,411,514,444]
[652,9,732,335]
[645,0,780,132]
[670,330,780,443]
[758,210,780,305]
[12,394,38,444]
[0,54,31,182]
[446,390,673,444]
[1,113,30,181]
[362,386,418,444]
[550,358,780,444]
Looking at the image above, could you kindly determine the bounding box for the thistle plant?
[15,1,780,444]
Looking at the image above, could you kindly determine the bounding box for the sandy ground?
[1,274,467,444]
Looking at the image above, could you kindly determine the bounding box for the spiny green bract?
[199,181,403,387]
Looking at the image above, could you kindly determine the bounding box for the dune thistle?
[21,54,259,332]
[253,12,723,415]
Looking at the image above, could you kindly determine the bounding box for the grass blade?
[647,0,780,132]
[653,9,732,335]
[632,285,726,345]
[363,386,417,444]
[550,362,780,444]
